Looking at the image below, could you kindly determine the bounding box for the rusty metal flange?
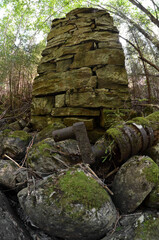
[131,123,149,153]
[122,125,140,156]
[144,126,154,148]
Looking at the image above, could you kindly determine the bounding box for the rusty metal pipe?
[52,126,75,141]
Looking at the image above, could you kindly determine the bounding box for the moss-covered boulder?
[2,130,32,160]
[112,156,159,213]
[27,138,81,176]
[18,166,117,240]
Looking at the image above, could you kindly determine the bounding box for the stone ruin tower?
[31,8,130,140]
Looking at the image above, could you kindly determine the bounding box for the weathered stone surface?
[56,58,73,72]
[35,122,66,143]
[37,62,56,74]
[51,107,100,117]
[55,94,65,108]
[144,184,159,209]
[31,116,63,130]
[63,117,94,130]
[95,14,113,26]
[47,24,76,41]
[32,67,96,96]
[66,8,107,18]
[18,166,117,240]
[100,109,130,128]
[146,143,159,166]
[0,160,21,189]
[31,96,54,115]
[2,130,32,160]
[70,49,125,69]
[66,89,127,108]
[98,41,122,49]
[102,211,159,240]
[96,65,128,89]
[31,8,130,131]
[66,32,119,46]
[42,42,94,63]
[0,191,31,240]
[112,156,159,213]
[27,138,80,175]
[47,32,72,48]
[51,17,68,28]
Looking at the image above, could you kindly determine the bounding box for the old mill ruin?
[31,8,130,141]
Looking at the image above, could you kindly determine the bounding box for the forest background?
[0,0,159,117]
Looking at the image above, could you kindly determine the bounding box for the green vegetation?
[44,168,109,218]
[9,130,31,141]
[135,216,159,240]
[127,117,150,127]
[106,125,123,139]
[140,156,159,184]
[27,139,53,165]
[0,0,159,110]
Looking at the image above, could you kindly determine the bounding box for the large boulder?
[27,138,81,176]
[18,165,117,240]
[112,155,159,213]
[0,191,31,240]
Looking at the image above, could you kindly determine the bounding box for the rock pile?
[31,8,130,133]
[1,111,159,239]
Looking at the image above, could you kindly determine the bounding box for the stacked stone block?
[31,8,130,134]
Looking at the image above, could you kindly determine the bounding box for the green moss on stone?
[146,111,159,130]
[106,125,123,139]
[147,185,159,205]
[27,140,53,165]
[135,216,159,240]
[9,130,31,141]
[141,157,159,184]
[59,170,109,209]
[44,168,110,218]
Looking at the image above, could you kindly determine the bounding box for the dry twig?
[21,134,36,167]
[4,154,22,168]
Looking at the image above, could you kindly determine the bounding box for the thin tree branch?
[119,35,159,72]
[128,0,159,27]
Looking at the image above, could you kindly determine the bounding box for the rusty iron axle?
[52,122,154,164]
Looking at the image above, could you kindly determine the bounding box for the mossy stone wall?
[31,8,130,131]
